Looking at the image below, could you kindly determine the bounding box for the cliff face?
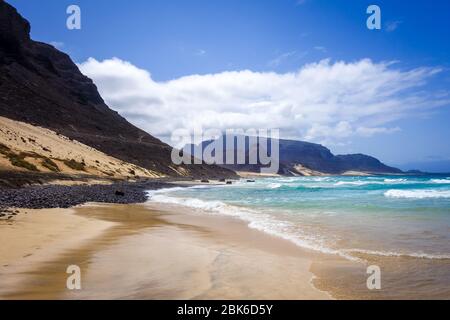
[188,136,402,175]
[277,139,401,174]
[0,1,236,178]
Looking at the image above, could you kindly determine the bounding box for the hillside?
[187,135,403,176]
[0,116,162,179]
[0,0,236,179]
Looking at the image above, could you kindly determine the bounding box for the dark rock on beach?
[0,180,175,214]
[115,190,125,197]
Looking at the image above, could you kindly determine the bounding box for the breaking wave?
[385,189,450,199]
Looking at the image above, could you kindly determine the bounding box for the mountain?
[396,160,450,174]
[0,0,236,179]
[187,135,403,176]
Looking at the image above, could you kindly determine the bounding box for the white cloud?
[195,49,206,56]
[313,46,327,53]
[50,41,64,50]
[78,58,449,146]
[356,126,401,137]
[386,20,402,32]
[268,51,297,67]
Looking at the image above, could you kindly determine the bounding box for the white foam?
[150,186,186,194]
[430,179,450,184]
[146,185,450,263]
[384,178,407,183]
[384,189,450,199]
[267,183,282,189]
[343,248,450,260]
[335,179,415,186]
[334,181,371,186]
[146,190,361,262]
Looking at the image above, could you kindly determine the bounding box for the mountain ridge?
[0,0,236,179]
[187,135,403,176]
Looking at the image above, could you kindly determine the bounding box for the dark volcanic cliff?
[0,1,236,178]
[276,139,401,174]
[188,136,402,175]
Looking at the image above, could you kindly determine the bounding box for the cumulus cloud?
[78,58,448,146]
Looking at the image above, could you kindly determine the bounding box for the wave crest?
[385,189,450,199]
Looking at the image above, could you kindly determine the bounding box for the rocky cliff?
[0,0,236,178]
[187,136,402,176]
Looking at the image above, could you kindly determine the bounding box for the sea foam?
[147,188,360,262]
[430,179,450,184]
[147,183,450,263]
[385,189,450,199]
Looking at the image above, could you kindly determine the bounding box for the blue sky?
[8,0,450,171]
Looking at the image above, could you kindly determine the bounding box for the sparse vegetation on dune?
[0,143,39,171]
[0,146,63,172]
[63,159,86,171]
[0,142,11,154]
[7,153,39,172]
[41,158,60,172]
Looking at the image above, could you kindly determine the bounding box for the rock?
[0,179,176,210]
[201,179,209,183]
[226,181,232,185]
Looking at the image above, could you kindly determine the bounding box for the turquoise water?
[148,175,450,262]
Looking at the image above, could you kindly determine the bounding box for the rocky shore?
[0,180,176,219]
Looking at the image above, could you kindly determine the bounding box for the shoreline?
[0,177,182,219]
[3,176,448,299]
[0,202,332,300]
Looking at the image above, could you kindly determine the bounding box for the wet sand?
[0,203,331,300]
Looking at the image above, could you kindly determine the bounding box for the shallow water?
[147,175,450,299]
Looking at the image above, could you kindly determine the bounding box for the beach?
[0,202,331,300]
[1,175,449,300]
[145,176,450,299]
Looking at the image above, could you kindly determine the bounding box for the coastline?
[0,202,331,300]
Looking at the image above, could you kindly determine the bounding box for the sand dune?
[0,116,163,179]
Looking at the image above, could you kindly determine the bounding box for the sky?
[7,0,450,171]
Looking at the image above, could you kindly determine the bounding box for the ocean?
[147,175,450,299]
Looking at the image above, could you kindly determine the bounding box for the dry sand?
[0,116,161,178]
[0,203,331,300]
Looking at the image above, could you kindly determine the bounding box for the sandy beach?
[0,203,331,300]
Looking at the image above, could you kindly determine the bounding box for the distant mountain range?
[187,136,403,176]
[396,160,450,174]
[0,0,236,179]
